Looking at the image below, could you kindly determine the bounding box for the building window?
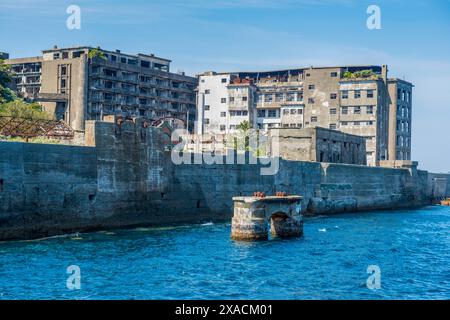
[341,107,348,115]
[354,121,360,126]
[341,91,349,99]
[366,121,374,126]
[220,112,226,117]
[308,85,315,90]
[242,96,248,102]
[265,94,273,103]
[230,125,236,130]
[308,98,315,104]
[61,65,67,76]
[354,106,361,114]
[141,60,150,68]
[306,73,311,77]
[221,98,226,103]
[330,72,338,77]
[204,105,210,111]
[220,125,226,131]
[354,91,361,99]
[311,116,317,123]
[290,109,297,115]
[330,93,337,100]
[341,121,348,126]
[330,108,337,115]
[367,90,374,98]
[205,90,210,94]
[286,93,295,102]
[205,118,210,124]
[229,97,235,102]
[53,53,60,59]
[62,52,69,59]
[330,123,337,130]
[242,111,248,116]
[366,106,374,114]
[221,78,227,83]
[268,110,278,118]
[72,51,84,58]
[257,110,266,118]
[283,109,289,115]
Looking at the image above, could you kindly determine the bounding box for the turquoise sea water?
[0,206,449,300]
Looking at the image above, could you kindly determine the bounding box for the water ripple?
[0,206,450,299]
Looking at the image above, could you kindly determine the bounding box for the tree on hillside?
[0,100,53,120]
[0,60,52,121]
[0,59,17,104]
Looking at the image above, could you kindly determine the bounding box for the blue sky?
[1,0,449,172]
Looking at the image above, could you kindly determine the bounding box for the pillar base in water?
[231,196,303,241]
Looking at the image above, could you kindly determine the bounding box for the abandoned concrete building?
[4,56,42,101]
[196,65,413,166]
[5,46,198,132]
[0,52,9,60]
[270,127,367,165]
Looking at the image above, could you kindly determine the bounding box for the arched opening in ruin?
[269,211,302,239]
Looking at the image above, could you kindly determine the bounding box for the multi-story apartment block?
[6,56,42,101]
[5,46,197,131]
[388,79,413,161]
[196,65,413,166]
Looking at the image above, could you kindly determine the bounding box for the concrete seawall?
[1,121,449,240]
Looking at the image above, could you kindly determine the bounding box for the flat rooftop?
[197,65,385,77]
[42,45,172,63]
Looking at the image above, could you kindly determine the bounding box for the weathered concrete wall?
[271,127,366,165]
[0,120,448,240]
[427,172,450,199]
[0,141,97,240]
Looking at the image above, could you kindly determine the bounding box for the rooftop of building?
[270,126,368,141]
[4,56,43,64]
[197,65,385,78]
[42,45,172,63]
[388,78,414,87]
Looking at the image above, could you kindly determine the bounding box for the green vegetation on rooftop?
[342,69,380,79]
